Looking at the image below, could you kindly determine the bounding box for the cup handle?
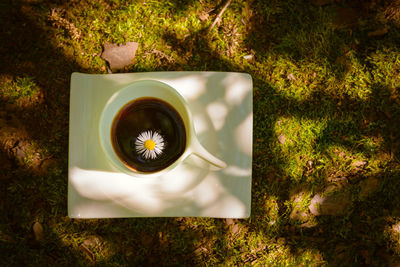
[191,138,227,169]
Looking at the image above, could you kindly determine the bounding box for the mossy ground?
[1,0,400,265]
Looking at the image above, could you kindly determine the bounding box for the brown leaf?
[225,218,234,226]
[198,11,209,21]
[32,221,44,242]
[83,235,102,249]
[101,42,138,71]
[368,27,389,37]
[309,192,351,216]
[278,133,286,144]
[287,73,296,81]
[231,224,240,235]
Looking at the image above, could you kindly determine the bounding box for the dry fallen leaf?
[33,221,44,242]
[83,235,102,249]
[368,27,389,37]
[352,160,367,168]
[231,224,240,235]
[101,42,139,71]
[287,73,296,81]
[198,11,209,21]
[278,133,286,144]
[225,218,234,226]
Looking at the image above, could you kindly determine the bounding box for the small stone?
[309,192,350,216]
[101,41,139,71]
[309,194,324,215]
[278,133,286,144]
[32,221,44,242]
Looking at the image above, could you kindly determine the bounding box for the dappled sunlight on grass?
[1,0,400,265]
[0,76,41,104]
[273,116,326,183]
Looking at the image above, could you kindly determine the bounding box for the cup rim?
[99,79,195,178]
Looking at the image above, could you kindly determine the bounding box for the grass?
[1,0,400,265]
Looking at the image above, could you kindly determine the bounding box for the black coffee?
[111,97,186,173]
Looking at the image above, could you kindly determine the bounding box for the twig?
[207,0,233,34]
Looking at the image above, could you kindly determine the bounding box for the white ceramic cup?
[99,80,227,178]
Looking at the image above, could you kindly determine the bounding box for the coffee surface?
[111,97,186,172]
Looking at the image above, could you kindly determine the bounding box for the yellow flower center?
[144,140,156,150]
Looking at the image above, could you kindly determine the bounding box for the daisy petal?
[135,130,165,160]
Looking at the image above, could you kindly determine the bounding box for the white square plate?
[68,72,252,218]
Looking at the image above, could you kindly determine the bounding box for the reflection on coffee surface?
[111,97,186,172]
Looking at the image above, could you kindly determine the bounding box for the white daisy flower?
[135,130,165,159]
